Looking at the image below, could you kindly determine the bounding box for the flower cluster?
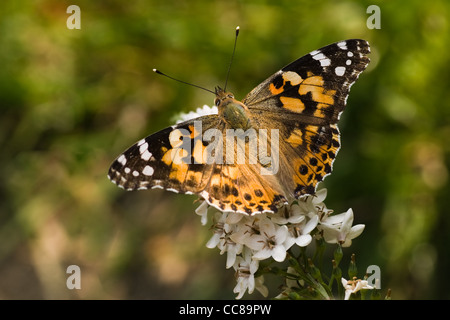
[195,188,365,299]
[174,105,218,124]
[176,106,369,299]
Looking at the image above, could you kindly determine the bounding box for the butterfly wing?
[108,114,288,214]
[243,39,370,198]
[201,148,288,215]
[108,115,220,194]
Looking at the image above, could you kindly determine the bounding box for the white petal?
[303,215,319,234]
[249,259,259,274]
[252,248,272,261]
[195,201,208,215]
[272,245,287,262]
[341,277,349,287]
[275,225,289,243]
[206,234,221,248]
[242,246,254,261]
[322,212,346,225]
[247,275,255,294]
[226,252,236,269]
[243,235,265,251]
[348,224,365,239]
[284,235,296,250]
[295,234,312,247]
[313,188,328,204]
[289,214,306,224]
[270,216,289,225]
[233,281,246,300]
[195,201,209,225]
[321,227,340,244]
[341,208,354,234]
[260,218,277,236]
[226,212,245,224]
[176,105,218,123]
[344,289,352,300]
[229,231,245,245]
[359,280,374,290]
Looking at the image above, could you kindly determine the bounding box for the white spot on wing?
[132,170,139,177]
[335,66,346,76]
[312,52,331,67]
[319,58,331,67]
[139,142,149,154]
[142,165,154,176]
[138,181,150,190]
[167,188,179,194]
[141,150,152,161]
[337,41,348,50]
[117,154,127,166]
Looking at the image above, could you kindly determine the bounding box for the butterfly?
[108,38,370,215]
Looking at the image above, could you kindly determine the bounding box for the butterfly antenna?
[153,69,215,95]
[224,26,240,91]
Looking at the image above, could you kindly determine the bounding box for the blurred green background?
[1,0,449,299]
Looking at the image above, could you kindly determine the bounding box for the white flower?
[297,188,334,220]
[195,200,209,226]
[233,248,268,299]
[229,215,262,245]
[318,208,365,247]
[284,215,319,249]
[205,211,226,249]
[341,277,374,300]
[271,203,306,225]
[175,105,218,123]
[206,212,242,268]
[243,217,289,262]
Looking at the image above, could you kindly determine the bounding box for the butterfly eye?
[214,98,220,106]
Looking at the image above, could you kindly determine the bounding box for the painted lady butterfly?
[108,38,370,215]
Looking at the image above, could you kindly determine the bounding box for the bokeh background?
[1,0,449,299]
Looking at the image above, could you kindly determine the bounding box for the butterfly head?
[214,86,234,106]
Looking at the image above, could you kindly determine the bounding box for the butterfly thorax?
[215,87,252,130]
